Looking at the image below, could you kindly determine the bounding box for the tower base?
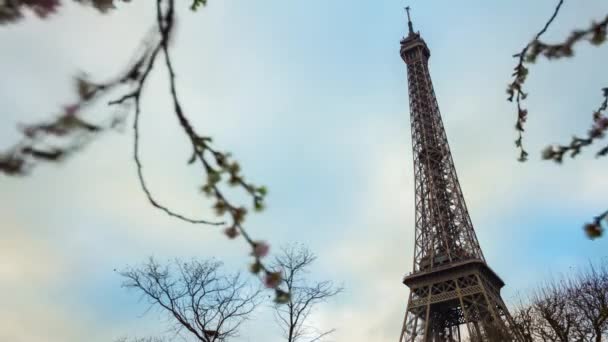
[399,260,523,342]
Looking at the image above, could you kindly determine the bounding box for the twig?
[2,0,286,297]
[506,2,608,239]
[542,88,608,162]
[133,0,282,300]
[309,329,336,342]
[508,1,608,162]
[0,76,128,175]
[507,0,565,162]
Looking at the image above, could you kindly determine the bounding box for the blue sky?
[1,1,607,341]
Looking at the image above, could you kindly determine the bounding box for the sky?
[1,1,608,341]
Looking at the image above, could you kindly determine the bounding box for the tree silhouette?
[119,258,263,342]
[511,260,608,341]
[270,245,342,342]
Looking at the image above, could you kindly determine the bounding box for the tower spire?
[405,6,414,35]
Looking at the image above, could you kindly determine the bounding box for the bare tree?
[119,258,263,342]
[531,280,580,342]
[270,245,342,342]
[512,302,536,342]
[567,263,608,342]
[510,260,608,341]
[506,0,608,238]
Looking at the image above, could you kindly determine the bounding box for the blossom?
[249,262,262,274]
[76,76,95,100]
[223,226,239,239]
[251,241,269,258]
[541,146,555,160]
[63,103,80,117]
[264,271,282,288]
[24,0,61,18]
[87,0,118,13]
[596,116,608,129]
[584,223,603,240]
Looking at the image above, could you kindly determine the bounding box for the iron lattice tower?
[398,8,523,342]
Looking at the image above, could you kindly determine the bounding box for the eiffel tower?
[398,8,523,342]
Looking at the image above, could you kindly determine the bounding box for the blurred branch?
[1,0,285,298]
[542,88,608,162]
[507,2,608,162]
[506,1,608,239]
[507,0,564,162]
[0,0,130,24]
[0,102,125,175]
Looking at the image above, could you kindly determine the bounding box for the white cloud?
[2,1,608,341]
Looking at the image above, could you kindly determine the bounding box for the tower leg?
[400,268,524,341]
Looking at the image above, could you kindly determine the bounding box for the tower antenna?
[405,6,414,35]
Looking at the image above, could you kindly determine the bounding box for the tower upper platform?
[399,7,430,63]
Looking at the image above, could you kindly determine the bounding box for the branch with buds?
[541,88,608,162]
[506,0,608,239]
[507,0,565,162]
[507,1,608,162]
[1,0,288,301]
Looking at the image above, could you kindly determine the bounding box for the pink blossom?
[263,272,282,288]
[252,241,270,258]
[63,103,80,117]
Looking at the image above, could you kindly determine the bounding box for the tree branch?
[2,0,285,295]
[507,0,565,162]
[120,257,261,342]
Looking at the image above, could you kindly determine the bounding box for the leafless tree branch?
[270,245,343,342]
[120,257,263,342]
[511,260,608,341]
